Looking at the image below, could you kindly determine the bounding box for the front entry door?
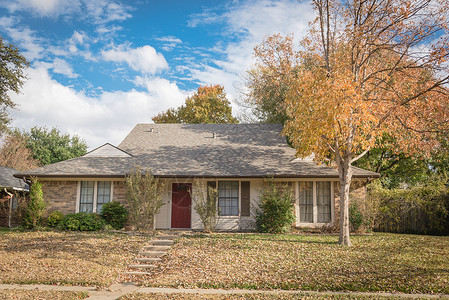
[171,183,192,228]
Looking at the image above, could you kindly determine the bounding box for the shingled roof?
[0,166,28,190]
[14,124,379,179]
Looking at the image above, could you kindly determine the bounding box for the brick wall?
[333,180,367,231]
[113,181,127,205]
[42,181,78,214]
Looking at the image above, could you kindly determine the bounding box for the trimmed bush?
[47,211,64,227]
[349,202,364,232]
[255,181,295,233]
[59,213,105,231]
[100,201,128,230]
[22,179,47,229]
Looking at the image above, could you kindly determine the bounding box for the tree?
[125,166,165,231]
[0,35,29,134]
[22,178,47,229]
[152,84,239,124]
[190,179,219,232]
[253,0,449,245]
[0,132,39,171]
[22,127,87,166]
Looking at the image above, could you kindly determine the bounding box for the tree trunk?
[337,155,353,246]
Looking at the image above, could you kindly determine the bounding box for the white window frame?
[217,180,240,217]
[76,181,114,213]
[296,180,334,226]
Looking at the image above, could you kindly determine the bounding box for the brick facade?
[42,181,78,214]
[333,180,367,231]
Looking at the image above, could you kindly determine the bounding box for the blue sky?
[0,0,314,148]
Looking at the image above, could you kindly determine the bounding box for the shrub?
[255,181,295,233]
[22,179,47,229]
[100,201,128,230]
[191,179,219,232]
[349,202,364,232]
[59,213,105,231]
[370,179,449,235]
[126,166,165,231]
[47,211,64,227]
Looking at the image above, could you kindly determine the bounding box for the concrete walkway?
[0,283,448,299]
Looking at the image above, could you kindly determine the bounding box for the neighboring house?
[14,124,379,231]
[0,166,29,227]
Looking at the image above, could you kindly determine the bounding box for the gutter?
[4,188,13,228]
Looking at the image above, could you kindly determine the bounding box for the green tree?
[23,178,47,229]
[0,35,29,133]
[21,127,87,166]
[152,84,238,124]
[125,166,165,231]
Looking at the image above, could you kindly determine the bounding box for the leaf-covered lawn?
[136,233,449,294]
[0,290,87,300]
[120,292,401,299]
[0,230,149,287]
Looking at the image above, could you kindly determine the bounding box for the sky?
[0,0,315,149]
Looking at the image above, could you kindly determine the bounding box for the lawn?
[0,230,149,287]
[120,292,402,299]
[0,290,87,300]
[134,233,449,295]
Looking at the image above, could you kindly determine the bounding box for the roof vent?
[146,128,158,133]
[212,132,217,138]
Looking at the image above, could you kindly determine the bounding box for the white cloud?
[0,0,131,24]
[187,0,314,116]
[156,36,182,51]
[102,45,169,74]
[35,58,79,78]
[9,67,187,148]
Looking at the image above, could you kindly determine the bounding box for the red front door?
[171,183,192,228]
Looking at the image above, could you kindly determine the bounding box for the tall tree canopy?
[152,84,238,124]
[0,35,29,133]
[253,0,449,246]
[17,127,88,166]
[0,132,39,171]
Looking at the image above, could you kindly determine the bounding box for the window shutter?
[241,181,250,217]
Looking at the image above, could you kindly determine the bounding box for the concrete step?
[128,264,157,269]
[143,245,171,251]
[123,271,152,276]
[150,239,174,246]
[138,251,166,257]
[157,235,178,240]
[135,257,162,263]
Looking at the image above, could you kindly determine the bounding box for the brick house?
[0,166,29,227]
[14,124,378,230]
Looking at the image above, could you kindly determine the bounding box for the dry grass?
[119,292,402,300]
[134,233,449,294]
[0,290,87,300]
[0,230,149,287]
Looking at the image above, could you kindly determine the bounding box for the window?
[80,181,94,213]
[79,181,112,213]
[298,181,333,224]
[218,181,239,216]
[299,182,313,223]
[97,181,111,213]
[317,182,331,223]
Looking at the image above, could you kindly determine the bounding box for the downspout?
[4,188,13,228]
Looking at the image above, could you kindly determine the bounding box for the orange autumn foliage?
[253,0,449,245]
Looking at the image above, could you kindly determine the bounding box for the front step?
[139,251,166,257]
[135,257,162,263]
[128,264,157,269]
[123,271,152,276]
[143,245,171,251]
[157,235,178,240]
[150,240,174,246]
